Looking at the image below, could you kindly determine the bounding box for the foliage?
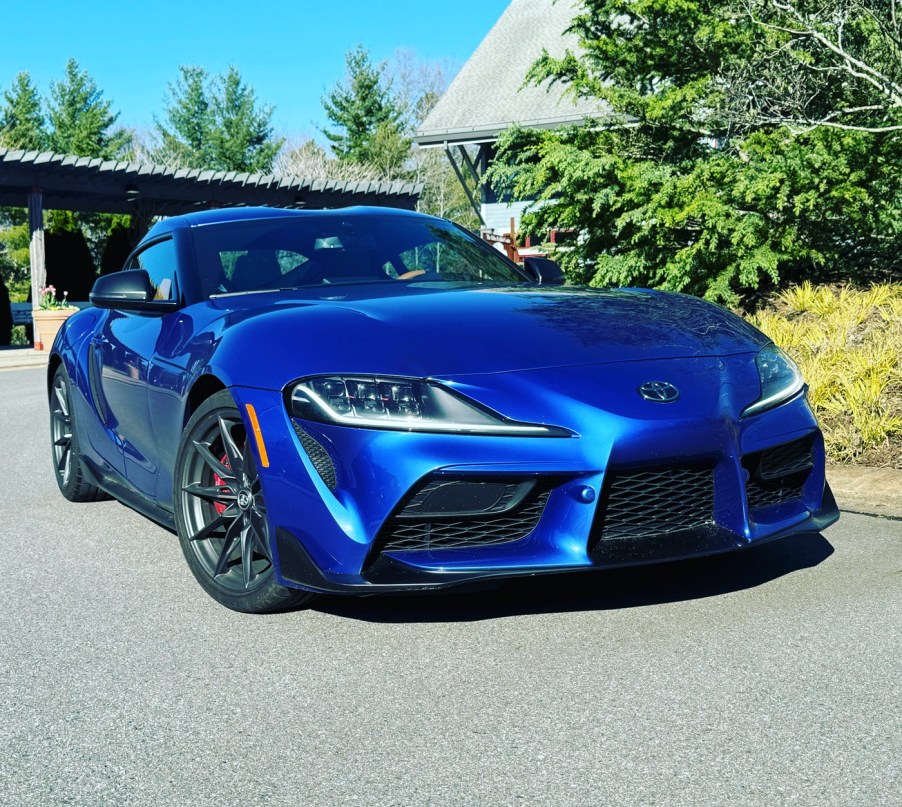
[321,46,409,173]
[36,284,77,311]
[155,65,283,172]
[0,72,47,151]
[154,66,213,168]
[298,47,478,228]
[0,220,31,288]
[749,282,902,466]
[47,58,129,158]
[488,0,902,305]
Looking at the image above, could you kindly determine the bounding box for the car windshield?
[192,213,528,296]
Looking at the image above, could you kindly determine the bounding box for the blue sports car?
[48,206,839,612]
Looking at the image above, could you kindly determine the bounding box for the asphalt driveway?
[1,367,899,807]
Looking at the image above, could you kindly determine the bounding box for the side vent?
[291,421,337,490]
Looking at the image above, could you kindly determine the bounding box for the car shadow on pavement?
[313,532,834,623]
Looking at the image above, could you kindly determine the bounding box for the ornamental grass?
[748,282,902,468]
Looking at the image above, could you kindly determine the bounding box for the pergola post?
[27,189,46,348]
[128,201,155,246]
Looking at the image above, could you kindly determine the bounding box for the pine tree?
[155,65,282,173]
[155,66,214,168]
[210,67,282,173]
[0,72,48,151]
[46,58,129,158]
[321,46,409,170]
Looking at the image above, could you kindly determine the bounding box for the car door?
[96,236,181,500]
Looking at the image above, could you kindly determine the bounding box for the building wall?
[481,200,532,235]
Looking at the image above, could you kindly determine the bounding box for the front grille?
[744,435,814,511]
[374,477,553,553]
[592,466,715,543]
[292,421,337,490]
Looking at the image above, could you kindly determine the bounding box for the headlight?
[742,345,805,417]
[288,375,570,436]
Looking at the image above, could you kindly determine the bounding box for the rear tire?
[173,390,317,613]
[49,364,108,502]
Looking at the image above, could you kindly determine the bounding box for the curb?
[826,464,902,520]
[0,349,49,372]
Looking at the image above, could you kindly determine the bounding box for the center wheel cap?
[237,489,253,511]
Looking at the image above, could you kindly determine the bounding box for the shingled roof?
[415,0,607,146]
[0,148,421,214]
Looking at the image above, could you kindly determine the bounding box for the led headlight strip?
[289,375,571,436]
[742,344,806,417]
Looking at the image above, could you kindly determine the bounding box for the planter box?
[32,308,77,352]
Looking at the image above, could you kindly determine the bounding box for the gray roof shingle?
[416,0,607,146]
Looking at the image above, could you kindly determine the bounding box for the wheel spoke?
[51,408,70,427]
[213,518,243,577]
[189,513,228,543]
[183,482,237,507]
[193,440,234,481]
[218,418,245,480]
[53,384,69,418]
[54,434,72,447]
[240,522,255,588]
[249,510,272,562]
[57,443,70,475]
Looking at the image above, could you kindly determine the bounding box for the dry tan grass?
[748,282,902,467]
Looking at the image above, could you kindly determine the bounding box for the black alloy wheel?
[49,364,108,502]
[174,390,316,613]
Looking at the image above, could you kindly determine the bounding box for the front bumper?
[274,482,839,593]
[231,372,840,596]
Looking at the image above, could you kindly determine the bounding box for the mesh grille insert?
[292,421,337,490]
[593,466,715,542]
[374,478,553,553]
[744,435,814,511]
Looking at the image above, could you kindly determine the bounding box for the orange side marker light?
[244,403,270,468]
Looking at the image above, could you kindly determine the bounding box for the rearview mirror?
[522,257,565,286]
[89,269,178,312]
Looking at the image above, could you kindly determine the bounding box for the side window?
[128,239,177,301]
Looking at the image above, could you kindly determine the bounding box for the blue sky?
[0,0,511,142]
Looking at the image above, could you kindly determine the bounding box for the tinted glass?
[129,238,177,301]
[192,214,527,297]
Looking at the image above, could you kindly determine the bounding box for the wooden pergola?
[0,147,421,330]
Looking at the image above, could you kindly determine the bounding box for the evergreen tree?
[488,0,902,305]
[210,67,282,172]
[46,58,129,158]
[155,66,214,168]
[0,72,47,151]
[156,65,282,173]
[321,46,409,171]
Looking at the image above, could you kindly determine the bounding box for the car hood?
[201,285,767,389]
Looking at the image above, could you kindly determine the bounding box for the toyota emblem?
[638,380,680,403]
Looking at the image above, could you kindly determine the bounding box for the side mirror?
[522,257,565,286]
[89,269,178,312]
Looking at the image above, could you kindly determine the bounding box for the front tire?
[49,364,108,502]
[173,390,317,613]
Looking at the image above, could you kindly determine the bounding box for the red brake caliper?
[213,454,230,515]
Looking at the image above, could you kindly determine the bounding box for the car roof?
[142,205,430,241]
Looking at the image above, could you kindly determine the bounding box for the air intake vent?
[291,421,337,490]
[592,465,715,544]
[744,435,814,511]
[372,477,553,553]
